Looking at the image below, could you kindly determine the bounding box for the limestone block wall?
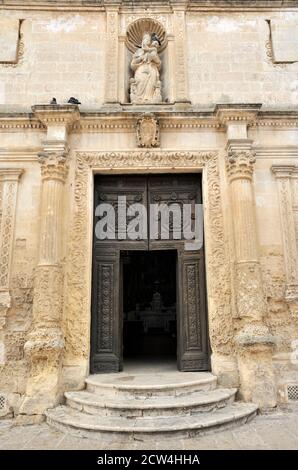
[187,12,298,107]
[0,11,106,108]
[0,8,298,108]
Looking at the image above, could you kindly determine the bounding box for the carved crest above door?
[136,114,160,147]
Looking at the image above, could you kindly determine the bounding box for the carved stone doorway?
[90,174,210,373]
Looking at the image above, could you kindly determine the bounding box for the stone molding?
[1,108,298,132]
[272,164,298,317]
[63,149,234,369]
[0,168,23,330]
[105,6,120,104]
[216,104,262,126]
[1,1,297,11]
[173,7,189,103]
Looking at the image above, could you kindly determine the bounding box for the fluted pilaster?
[218,104,276,408]
[19,106,79,420]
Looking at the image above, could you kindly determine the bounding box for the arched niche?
[119,17,174,104]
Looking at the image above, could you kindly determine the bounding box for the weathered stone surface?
[0,1,298,424]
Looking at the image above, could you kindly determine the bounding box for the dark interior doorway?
[122,250,177,361]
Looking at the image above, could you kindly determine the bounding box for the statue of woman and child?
[130,32,162,104]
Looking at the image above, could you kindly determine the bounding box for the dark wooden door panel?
[94,175,148,250]
[177,250,209,371]
[148,174,202,250]
[91,250,122,373]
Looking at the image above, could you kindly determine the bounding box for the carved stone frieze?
[136,114,160,147]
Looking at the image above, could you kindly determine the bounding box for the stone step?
[65,388,237,417]
[85,371,217,398]
[46,402,258,438]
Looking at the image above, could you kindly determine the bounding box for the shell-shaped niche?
[126,17,167,53]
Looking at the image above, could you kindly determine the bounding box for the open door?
[91,174,209,373]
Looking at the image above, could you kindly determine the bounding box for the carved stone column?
[272,165,298,317]
[0,169,23,364]
[19,105,79,421]
[217,105,277,408]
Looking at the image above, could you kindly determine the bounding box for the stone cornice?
[32,105,80,130]
[1,107,298,132]
[1,0,297,12]
[271,164,298,177]
[215,104,262,127]
[0,168,23,181]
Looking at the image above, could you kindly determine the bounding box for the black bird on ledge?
[68,97,81,105]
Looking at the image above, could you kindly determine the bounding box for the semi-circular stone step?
[46,402,258,438]
[65,388,237,417]
[85,371,217,398]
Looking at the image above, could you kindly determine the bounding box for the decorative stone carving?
[38,150,69,182]
[105,7,119,103]
[130,32,162,104]
[227,150,256,181]
[63,150,234,384]
[126,18,167,53]
[173,8,188,103]
[136,114,160,147]
[0,169,23,331]
[272,165,298,317]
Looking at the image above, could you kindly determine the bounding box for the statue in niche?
[130,32,162,104]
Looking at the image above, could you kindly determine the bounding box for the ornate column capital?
[227,148,256,182]
[38,142,69,182]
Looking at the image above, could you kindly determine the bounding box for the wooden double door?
[91,174,209,373]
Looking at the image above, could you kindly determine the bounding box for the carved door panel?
[147,174,202,250]
[177,249,209,371]
[91,250,122,373]
[93,175,148,250]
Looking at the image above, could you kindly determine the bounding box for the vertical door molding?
[272,165,298,317]
[0,168,23,331]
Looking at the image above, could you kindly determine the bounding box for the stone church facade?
[0,0,298,425]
